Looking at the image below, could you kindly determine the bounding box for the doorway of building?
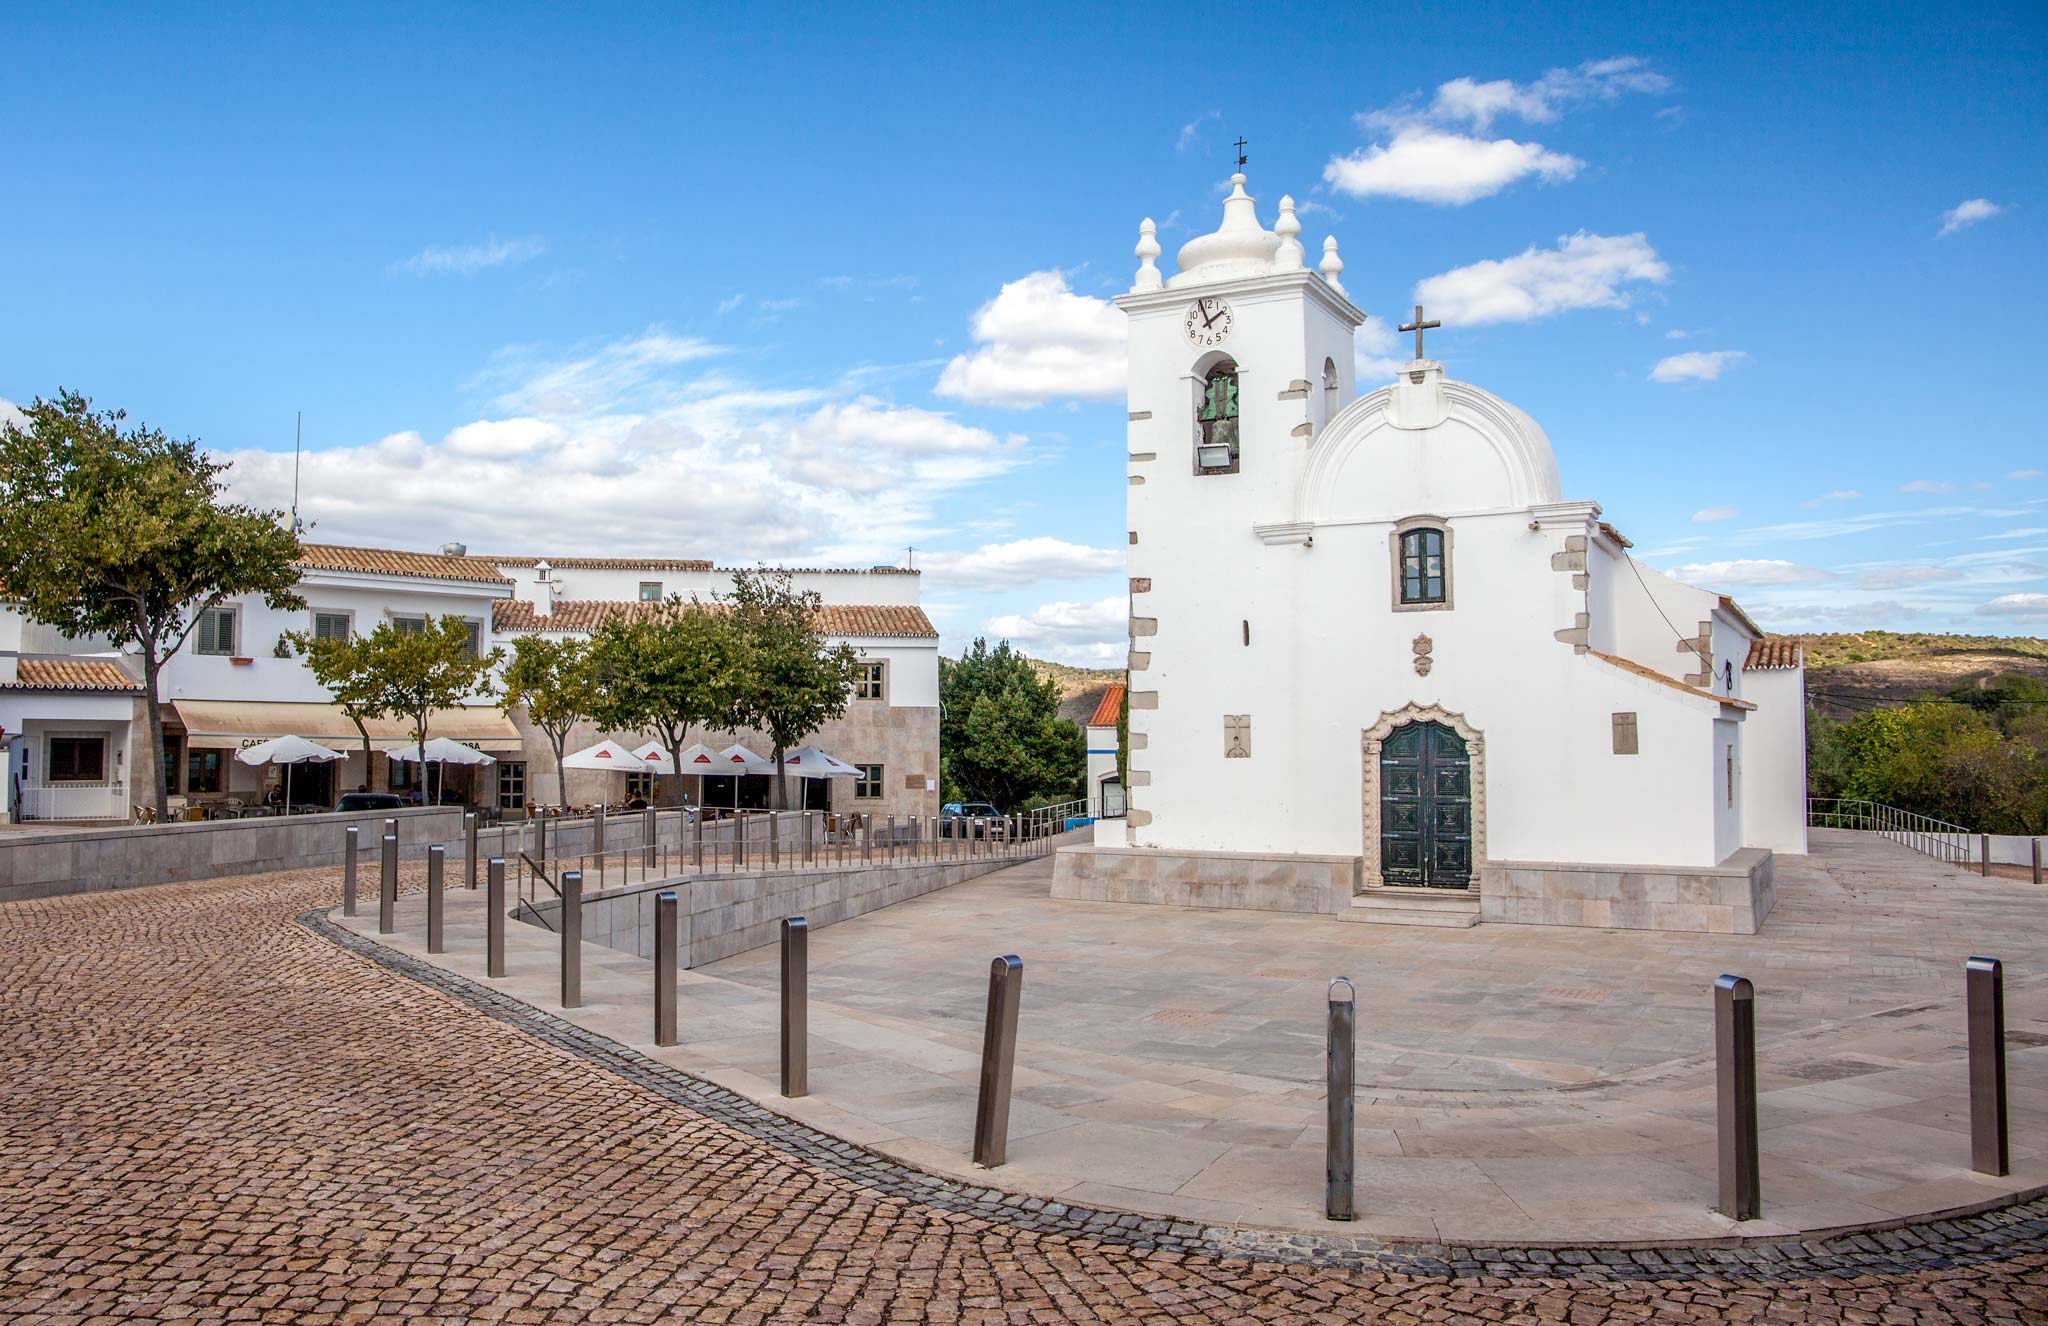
[1378,720,1472,889]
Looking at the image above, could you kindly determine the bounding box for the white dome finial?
[1274,195,1304,271]
[1319,234,1346,295]
[1132,217,1162,292]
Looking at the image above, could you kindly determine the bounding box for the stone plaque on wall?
[1612,712,1639,756]
[1224,714,1251,759]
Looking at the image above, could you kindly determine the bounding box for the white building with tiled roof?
[1,541,938,823]
[1054,172,1807,935]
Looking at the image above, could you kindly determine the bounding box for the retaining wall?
[0,806,464,904]
[518,855,1023,967]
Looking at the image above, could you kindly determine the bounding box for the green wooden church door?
[1378,721,1473,889]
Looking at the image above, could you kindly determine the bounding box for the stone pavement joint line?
[300,907,2048,1284]
[2,859,2045,1325]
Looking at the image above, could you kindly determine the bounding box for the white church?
[1052,171,1807,934]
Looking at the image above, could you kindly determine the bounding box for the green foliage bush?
[1810,676,2048,833]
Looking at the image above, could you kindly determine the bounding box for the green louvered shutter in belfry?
[1223,373,1239,418]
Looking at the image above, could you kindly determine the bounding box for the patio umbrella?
[779,745,861,778]
[561,739,655,809]
[236,734,346,812]
[387,736,496,806]
[714,742,775,774]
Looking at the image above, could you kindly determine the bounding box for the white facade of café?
[1053,172,1807,934]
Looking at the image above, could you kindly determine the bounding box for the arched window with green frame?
[1398,526,1449,606]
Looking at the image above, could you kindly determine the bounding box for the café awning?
[169,700,522,752]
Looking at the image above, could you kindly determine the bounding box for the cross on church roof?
[1233,136,1248,168]
[1398,305,1441,360]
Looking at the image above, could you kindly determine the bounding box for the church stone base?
[1478,849,1775,936]
[1053,844,1777,935]
[1052,844,1356,916]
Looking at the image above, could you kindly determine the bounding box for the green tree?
[587,599,745,805]
[292,616,500,802]
[938,638,1084,812]
[722,569,863,810]
[500,635,594,806]
[0,391,304,821]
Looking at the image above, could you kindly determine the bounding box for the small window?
[390,759,418,790]
[638,581,663,602]
[195,606,238,655]
[1399,528,1448,605]
[186,748,223,793]
[391,615,427,636]
[161,736,183,793]
[855,660,886,700]
[1195,361,1240,474]
[312,611,351,642]
[625,770,654,802]
[48,736,106,782]
[460,620,482,658]
[1322,357,1338,425]
[854,764,884,800]
[498,761,527,810]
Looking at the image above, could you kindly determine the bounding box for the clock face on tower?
[1183,297,1234,348]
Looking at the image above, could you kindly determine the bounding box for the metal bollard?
[781,916,808,1097]
[1982,833,1992,878]
[595,804,607,855]
[805,810,817,866]
[2034,839,2042,887]
[655,891,679,1047]
[426,844,445,954]
[560,870,583,1008]
[379,831,399,934]
[693,809,704,871]
[862,816,873,863]
[466,812,479,890]
[1714,974,1760,1221]
[887,814,897,863]
[972,955,1024,1167]
[342,825,359,916]
[1966,956,2009,1176]
[486,856,506,978]
[644,806,657,870]
[736,812,748,870]
[771,810,781,867]
[1327,977,1356,1220]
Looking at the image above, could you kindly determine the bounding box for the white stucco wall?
[1741,666,1809,854]
[498,563,923,610]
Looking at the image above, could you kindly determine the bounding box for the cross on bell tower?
[1398,305,1441,360]
[1233,136,1248,168]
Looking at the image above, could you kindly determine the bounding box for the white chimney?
[533,560,553,618]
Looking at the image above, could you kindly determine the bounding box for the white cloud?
[1668,559,1833,587]
[1856,566,1960,590]
[1692,505,1739,522]
[211,332,1029,566]
[1938,198,2003,237]
[2011,469,2043,480]
[1355,316,1407,380]
[933,270,1127,407]
[0,395,24,434]
[919,538,1122,592]
[1415,57,1673,132]
[982,596,1127,666]
[1978,593,2048,621]
[1415,232,1669,325]
[1802,489,1861,507]
[395,235,546,277]
[716,293,746,315]
[1650,349,1750,383]
[1899,479,1955,494]
[1177,111,1220,152]
[1324,128,1581,205]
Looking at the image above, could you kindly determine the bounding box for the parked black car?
[335,791,406,813]
[941,801,1002,838]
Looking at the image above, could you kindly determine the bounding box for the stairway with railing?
[1807,797,1974,865]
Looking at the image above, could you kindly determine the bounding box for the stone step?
[1340,886,1481,928]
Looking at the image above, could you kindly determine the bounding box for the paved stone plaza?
[2,840,2046,1322]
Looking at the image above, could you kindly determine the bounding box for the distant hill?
[1799,632,2048,720]
[1023,656,1124,728]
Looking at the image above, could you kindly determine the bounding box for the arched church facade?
[1050,173,1806,935]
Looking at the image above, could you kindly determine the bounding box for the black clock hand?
[1201,301,1218,328]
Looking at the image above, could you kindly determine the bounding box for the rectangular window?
[390,759,417,790]
[186,748,223,793]
[48,736,106,782]
[461,620,481,658]
[855,660,886,700]
[855,763,884,800]
[195,606,238,655]
[391,615,426,636]
[638,581,663,602]
[161,735,183,793]
[497,761,526,810]
[625,770,654,802]
[1399,528,1447,605]
[312,611,352,642]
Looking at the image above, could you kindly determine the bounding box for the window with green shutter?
[195,607,237,655]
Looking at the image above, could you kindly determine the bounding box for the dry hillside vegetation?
[1025,656,1123,728]
[1799,632,2048,719]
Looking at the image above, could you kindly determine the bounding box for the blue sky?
[3,1,2043,663]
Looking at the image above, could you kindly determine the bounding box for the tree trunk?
[142,637,169,823]
[667,732,689,811]
[773,743,788,811]
[553,729,570,808]
[352,715,372,793]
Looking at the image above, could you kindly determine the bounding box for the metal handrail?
[1807,797,1974,865]
[1024,798,1089,838]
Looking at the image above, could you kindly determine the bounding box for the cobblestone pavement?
[3,865,2046,1324]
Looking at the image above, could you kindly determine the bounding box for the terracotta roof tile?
[296,543,512,585]
[1744,636,1804,671]
[489,556,715,572]
[1089,682,1126,728]
[492,599,938,639]
[2,658,141,691]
